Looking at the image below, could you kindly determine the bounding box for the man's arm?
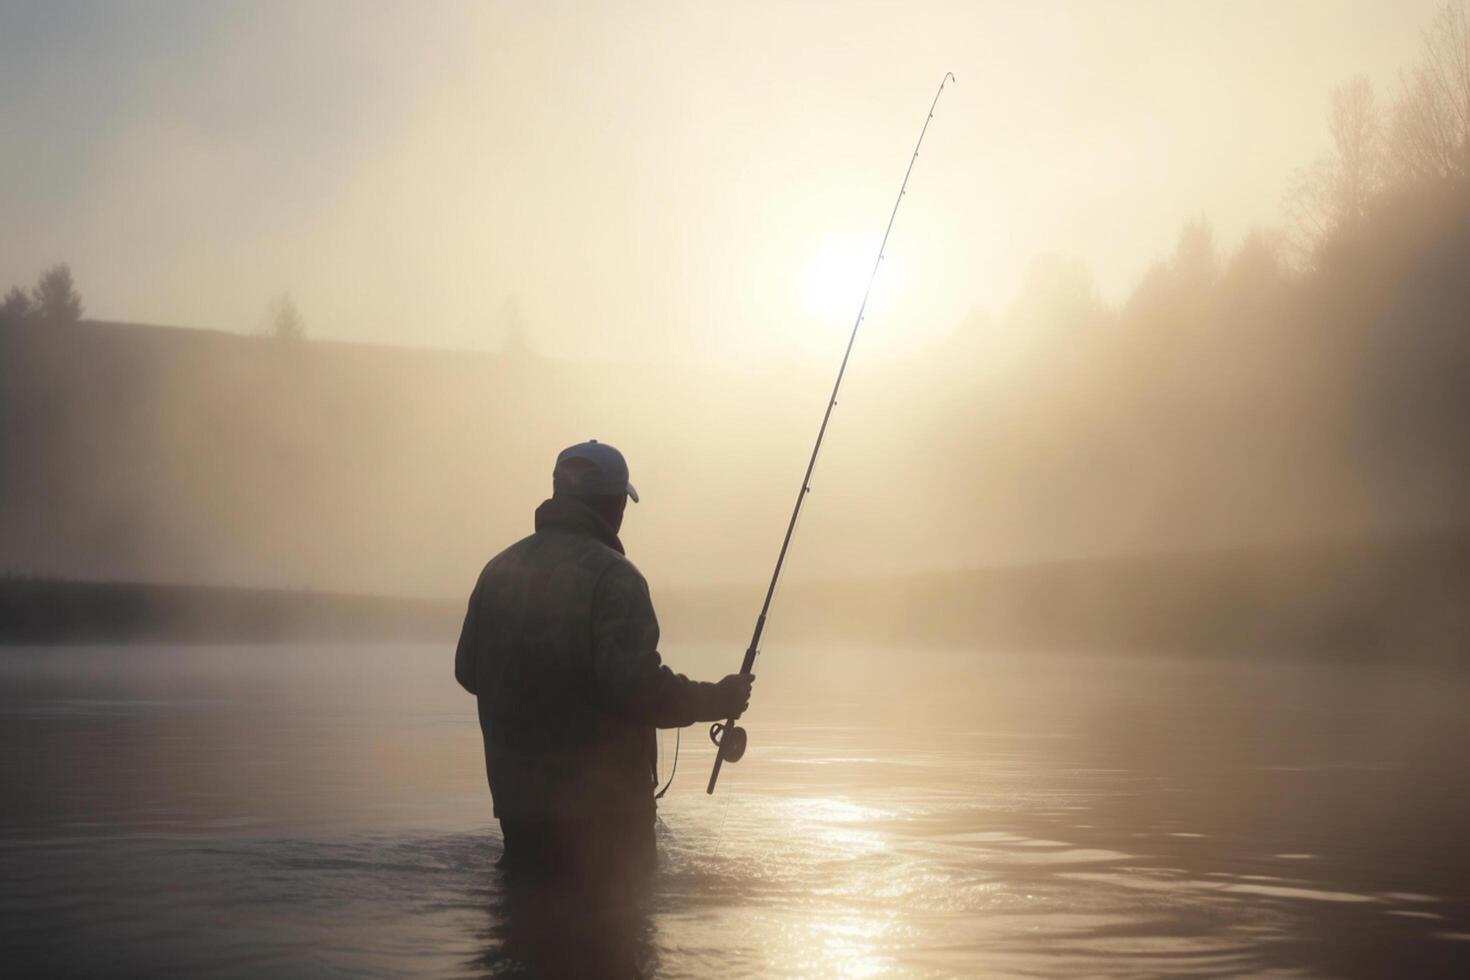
[590,563,748,728]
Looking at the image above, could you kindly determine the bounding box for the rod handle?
[708,642,759,794]
[706,731,730,794]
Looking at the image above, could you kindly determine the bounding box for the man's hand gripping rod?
[707,72,956,794]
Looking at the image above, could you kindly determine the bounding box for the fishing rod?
[707,71,956,795]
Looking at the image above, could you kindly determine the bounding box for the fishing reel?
[709,721,748,763]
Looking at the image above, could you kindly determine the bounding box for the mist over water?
[3,643,1468,978]
[4,3,1470,976]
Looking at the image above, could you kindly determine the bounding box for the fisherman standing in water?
[455,440,753,886]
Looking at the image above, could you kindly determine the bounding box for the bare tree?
[1390,2,1470,181]
[1330,76,1385,224]
[31,264,84,323]
[1284,156,1335,263]
[1286,76,1386,262]
[266,292,306,341]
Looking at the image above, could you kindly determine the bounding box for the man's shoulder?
[480,528,635,584]
[597,550,648,591]
[477,532,536,580]
[583,539,647,598]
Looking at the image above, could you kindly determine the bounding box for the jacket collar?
[534,496,625,555]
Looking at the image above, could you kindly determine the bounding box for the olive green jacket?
[455,496,723,820]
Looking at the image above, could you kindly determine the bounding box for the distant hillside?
[0,318,559,598]
[0,316,829,595]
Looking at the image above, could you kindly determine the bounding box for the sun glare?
[800,234,902,325]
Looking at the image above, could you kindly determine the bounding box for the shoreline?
[5,529,1467,661]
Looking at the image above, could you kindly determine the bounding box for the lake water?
[2,642,1468,977]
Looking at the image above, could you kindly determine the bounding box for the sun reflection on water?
[7,647,1470,976]
[776,796,892,859]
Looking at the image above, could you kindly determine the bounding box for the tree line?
[0,262,307,341]
[0,264,84,326]
[1288,3,1470,260]
[929,2,1470,555]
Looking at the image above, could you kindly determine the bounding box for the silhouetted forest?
[0,575,455,644]
[919,8,1470,570]
[2,8,1468,654]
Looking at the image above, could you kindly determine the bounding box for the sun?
[800,234,902,325]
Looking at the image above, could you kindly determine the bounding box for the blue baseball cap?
[553,440,639,502]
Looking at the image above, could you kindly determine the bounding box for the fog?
[2,1,1468,611]
[0,1,1445,354]
[7,9,1470,975]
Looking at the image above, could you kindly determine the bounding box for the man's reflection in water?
[478,818,658,978]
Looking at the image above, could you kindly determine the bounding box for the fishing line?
[711,790,734,859]
[705,71,956,796]
[656,728,679,800]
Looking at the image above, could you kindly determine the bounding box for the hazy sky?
[0,1,1446,362]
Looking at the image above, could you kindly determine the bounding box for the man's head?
[552,440,638,534]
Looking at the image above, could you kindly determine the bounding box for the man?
[455,440,753,884]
